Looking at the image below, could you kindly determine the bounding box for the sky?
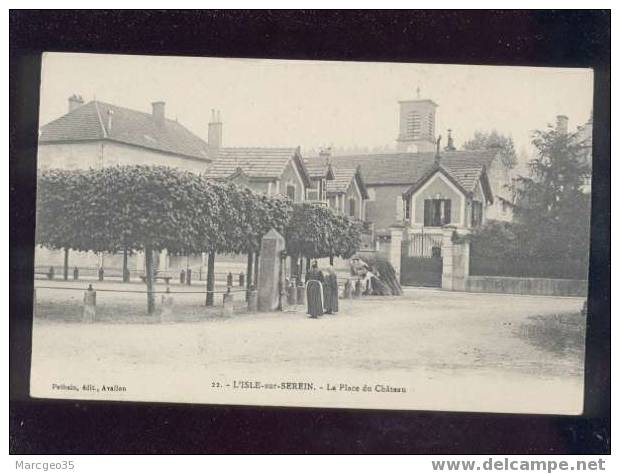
[39,53,593,162]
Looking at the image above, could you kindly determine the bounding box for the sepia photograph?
[29,52,594,415]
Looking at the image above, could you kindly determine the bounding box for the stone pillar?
[441,227,470,291]
[83,285,96,323]
[160,293,174,322]
[257,229,286,312]
[388,225,405,280]
[221,288,234,317]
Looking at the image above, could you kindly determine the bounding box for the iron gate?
[400,255,443,287]
[400,233,443,287]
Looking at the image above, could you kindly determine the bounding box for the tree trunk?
[122,247,129,282]
[246,252,253,289]
[329,255,334,266]
[299,255,304,281]
[206,251,215,307]
[63,248,69,281]
[145,246,156,314]
[254,252,260,287]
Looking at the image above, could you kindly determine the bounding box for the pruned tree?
[285,203,362,272]
[36,169,97,280]
[38,165,230,314]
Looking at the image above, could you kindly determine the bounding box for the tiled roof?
[326,167,357,194]
[206,147,311,185]
[303,158,331,179]
[39,100,210,161]
[326,149,498,187]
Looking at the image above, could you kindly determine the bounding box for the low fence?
[459,275,587,297]
[34,265,250,286]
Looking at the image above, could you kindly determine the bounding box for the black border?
[9,10,611,454]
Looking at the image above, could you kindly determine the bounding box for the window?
[423,199,451,226]
[286,184,296,201]
[471,201,483,227]
[404,198,411,220]
[306,183,318,200]
[349,198,356,217]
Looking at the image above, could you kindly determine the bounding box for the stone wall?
[463,276,587,297]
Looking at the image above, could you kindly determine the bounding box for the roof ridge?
[93,101,108,138]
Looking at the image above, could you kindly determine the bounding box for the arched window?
[349,198,356,217]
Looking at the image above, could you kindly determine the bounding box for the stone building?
[38,95,212,171]
[36,95,214,274]
[327,92,512,241]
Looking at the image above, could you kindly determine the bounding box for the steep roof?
[403,161,493,203]
[326,149,498,186]
[303,158,335,180]
[206,147,311,186]
[325,166,369,199]
[39,100,210,161]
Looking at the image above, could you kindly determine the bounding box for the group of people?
[303,255,402,318]
[305,261,339,318]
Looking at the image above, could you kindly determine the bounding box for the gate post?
[388,224,405,281]
[441,226,470,291]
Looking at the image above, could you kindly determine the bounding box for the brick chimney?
[208,109,223,152]
[151,101,166,126]
[556,115,569,135]
[68,94,84,112]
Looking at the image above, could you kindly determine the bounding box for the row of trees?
[36,165,363,313]
[469,127,591,279]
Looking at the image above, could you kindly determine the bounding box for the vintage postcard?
[30,52,593,414]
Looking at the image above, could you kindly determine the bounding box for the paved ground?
[30,285,586,414]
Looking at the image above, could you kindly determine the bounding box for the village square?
[29,55,592,413]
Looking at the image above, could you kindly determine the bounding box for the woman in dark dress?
[305,260,324,318]
[323,266,339,314]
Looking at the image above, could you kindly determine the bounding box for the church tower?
[396,88,438,153]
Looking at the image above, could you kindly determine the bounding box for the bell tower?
[396,88,438,153]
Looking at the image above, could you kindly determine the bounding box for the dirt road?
[30,288,586,414]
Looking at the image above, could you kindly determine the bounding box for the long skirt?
[306,280,324,317]
[323,280,339,314]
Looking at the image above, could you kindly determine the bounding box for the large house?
[38,95,212,172]
[36,95,214,273]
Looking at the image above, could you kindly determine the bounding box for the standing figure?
[305,260,324,318]
[323,266,339,314]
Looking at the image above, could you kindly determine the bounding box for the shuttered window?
[424,199,451,226]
